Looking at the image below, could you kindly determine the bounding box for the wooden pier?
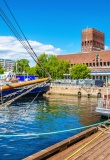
[23,121,110,160]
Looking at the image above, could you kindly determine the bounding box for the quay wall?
[46,84,110,97]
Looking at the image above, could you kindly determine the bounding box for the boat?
[0,2,51,107]
[1,83,50,97]
[0,78,50,107]
[0,71,50,101]
[96,94,110,117]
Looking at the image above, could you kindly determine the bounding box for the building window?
[107,62,110,66]
[92,76,95,79]
[100,62,102,66]
[96,62,98,66]
[87,41,89,46]
[100,76,102,80]
[93,62,95,67]
[90,63,92,67]
[82,42,84,46]
[104,62,106,66]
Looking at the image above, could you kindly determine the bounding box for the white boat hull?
[96,107,110,117]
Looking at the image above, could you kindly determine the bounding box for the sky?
[0,0,110,66]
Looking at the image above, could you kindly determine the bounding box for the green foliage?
[12,57,91,80]
[57,60,70,79]
[27,66,37,75]
[36,53,70,79]
[70,64,91,79]
[13,59,30,74]
[0,63,5,74]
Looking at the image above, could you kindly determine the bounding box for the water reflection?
[48,95,105,122]
[0,95,108,160]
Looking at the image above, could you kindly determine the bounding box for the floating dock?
[23,120,110,160]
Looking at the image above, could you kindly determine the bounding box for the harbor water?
[0,95,107,160]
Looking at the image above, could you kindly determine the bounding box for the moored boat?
[96,94,110,117]
[0,71,50,106]
[1,83,50,97]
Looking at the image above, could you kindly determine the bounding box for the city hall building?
[57,28,110,82]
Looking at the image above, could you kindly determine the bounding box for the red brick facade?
[81,28,104,52]
[57,50,110,72]
[57,28,109,73]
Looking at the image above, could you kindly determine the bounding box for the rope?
[0,83,40,109]
[0,121,110,138]
[65,127,109,160]
[3,0,38,61]
[2,82,49,133]
[1,1,51,78]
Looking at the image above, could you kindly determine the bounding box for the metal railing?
[98,98,110,109]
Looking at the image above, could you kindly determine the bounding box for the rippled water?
[0,95,107,160]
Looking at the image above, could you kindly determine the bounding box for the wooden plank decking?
[23,122,110,160]
[48,126,110,160]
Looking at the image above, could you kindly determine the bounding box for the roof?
[57,50,110,64]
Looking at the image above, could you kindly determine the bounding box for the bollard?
[78,91,81,98]
[97,92,101,98]
[87,93,90,98]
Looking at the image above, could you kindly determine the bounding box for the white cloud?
[0,36,62,66]
[105,45,109,50]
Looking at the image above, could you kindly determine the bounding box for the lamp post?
[106,75,108,105]
[95,70,97,80]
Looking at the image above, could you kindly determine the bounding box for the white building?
[0,59,15,71]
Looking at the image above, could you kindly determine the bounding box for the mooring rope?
[65,126,109,160]
[2,82,49,133]
[0,121,110,138]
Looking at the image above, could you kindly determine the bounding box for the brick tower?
[81,28,104,52]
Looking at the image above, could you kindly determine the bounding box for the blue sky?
[0,0,110,66]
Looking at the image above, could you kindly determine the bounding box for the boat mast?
[106,75,108,108]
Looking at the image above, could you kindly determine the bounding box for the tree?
[70,64,91,79]
[13,59,30,74]
[0,63,5,74]
[57,60,70,79]
[35,53,70,79]
[12,55,71,78]
[35,53,49,78]
[27,66,37,75]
